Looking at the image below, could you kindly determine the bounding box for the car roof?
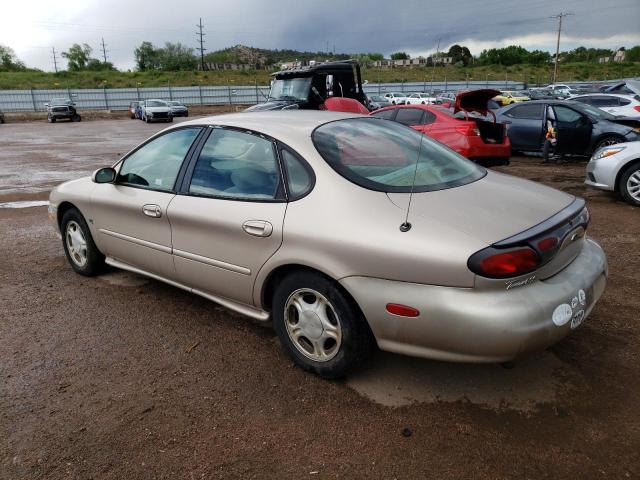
[573,92,637,98]
[177,111,364,139]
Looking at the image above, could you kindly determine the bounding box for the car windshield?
[269,77,311,101]
[571,102,616,120]
[312,118,485,193]
[50,98,71,104]
[168,101,182,106]
[146,100,167,107]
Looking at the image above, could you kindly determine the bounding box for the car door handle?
[242,220,273,237]
[142,204,162,218]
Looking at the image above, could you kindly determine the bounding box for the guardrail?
[0,81,530,113]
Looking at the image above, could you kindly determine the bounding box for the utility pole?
[430,38,440,92]
[52,47,58,73]
[550,12,572,83]
[196,18,206,71]
[100,37,108,63]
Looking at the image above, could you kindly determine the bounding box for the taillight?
[455,124,480,136]
[634,105,640,112]
[469,247,540,278]
[537,237,559,252]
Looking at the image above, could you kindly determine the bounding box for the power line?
[51,46,58,73]
[196,18,206,71]
[100,37,109,63]
[550,12,573,83]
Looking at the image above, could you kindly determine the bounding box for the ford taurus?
[49,111,607,378]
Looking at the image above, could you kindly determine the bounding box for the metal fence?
[0,80,531,113]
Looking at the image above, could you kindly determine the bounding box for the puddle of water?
[0,200,49,209]
[347,351,581,412]
[99,271,149,287]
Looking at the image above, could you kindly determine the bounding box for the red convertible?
[370,89,511,166]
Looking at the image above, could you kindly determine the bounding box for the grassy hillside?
[0,62,638,90]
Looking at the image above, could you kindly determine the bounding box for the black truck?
[246,60,370,111]
[46,98,81,123]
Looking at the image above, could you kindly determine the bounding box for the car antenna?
[399,130,426,232]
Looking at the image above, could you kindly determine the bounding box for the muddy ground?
[0,118,639,479]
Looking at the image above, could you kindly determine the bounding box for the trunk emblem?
[506,275,536,290]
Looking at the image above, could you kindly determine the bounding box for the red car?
[370,89,511,166]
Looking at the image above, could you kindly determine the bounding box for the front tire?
[595,137,622,150]
[61,208,105,276]
[272,272,375,379]
[619,163,640,206]
[72,114,81,122]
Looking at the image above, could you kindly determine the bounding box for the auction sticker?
[571,309,585,329]
[552,304,573,326]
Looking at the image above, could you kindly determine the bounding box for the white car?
[585,141,640,206]
[383,92,408,105]
[571,93,640,118]
[405,93,438,105]
[140,99,173,123]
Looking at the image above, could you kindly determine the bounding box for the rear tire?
[60,208,105,276]
[619,163,640,207]
[272,271,375,379]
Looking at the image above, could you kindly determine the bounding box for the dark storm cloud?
[4,0,639,70]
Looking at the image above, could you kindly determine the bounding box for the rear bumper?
[340,238,607,363]
[464,136,511,159]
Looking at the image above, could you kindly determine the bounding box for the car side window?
[618,97,631,106]
[422,110,437,125]
[117,128,201,191]
[189,128,280,200]
[372,109,396,120]
[553,106,583,124]
[505,104,543,119]
[281,148,313,200]
[395,108,425,126]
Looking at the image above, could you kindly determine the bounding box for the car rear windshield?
[312,118,485,193]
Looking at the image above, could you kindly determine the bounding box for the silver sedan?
[586,141,640,206]
[49,111,607,378]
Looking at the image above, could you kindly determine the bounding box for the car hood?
[605,79,640,95]
[145,106,170,113]
[455,89,501,115]
[386,170,574,245]
[245,100,301,111]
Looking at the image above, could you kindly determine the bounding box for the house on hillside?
[598,47,627,64]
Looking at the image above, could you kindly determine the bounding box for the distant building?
[372,56,453,68]
[614,47,626,62]
[204,63,253,71]
[598,48,626,64]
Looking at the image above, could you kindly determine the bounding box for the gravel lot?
[1,118,639,479]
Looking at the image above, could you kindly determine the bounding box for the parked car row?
[129,99,189,123]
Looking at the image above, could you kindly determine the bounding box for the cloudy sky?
[2,0,639,71]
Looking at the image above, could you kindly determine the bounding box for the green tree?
[0,44,26,71]
[157,42,197,70]
[390,52,409,60]
[134,41,160,71]
[86,58,117,71]
[478,45,529,66]
[622,45,639,62]
[367,52,384,61]
[62,43,93,71]
[447,44,472,66]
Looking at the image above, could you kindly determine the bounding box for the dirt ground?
[1,118,639,479]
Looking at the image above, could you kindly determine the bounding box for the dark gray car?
[496,100,640,156]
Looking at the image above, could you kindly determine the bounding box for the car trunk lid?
[386,170,585,279]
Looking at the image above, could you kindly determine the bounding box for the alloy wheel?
[627,169,640,202]
[284,288,342,362]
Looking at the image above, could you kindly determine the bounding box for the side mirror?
[92,167,116,184]
[44,103,49,107]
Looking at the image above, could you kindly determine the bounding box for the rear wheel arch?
[260,264,368,325]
